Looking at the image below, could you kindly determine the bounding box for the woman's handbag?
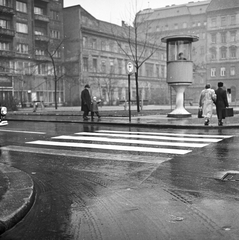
[198,108,203,118]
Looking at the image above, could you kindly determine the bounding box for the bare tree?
[45,39,65,109]
[112,2,162,112]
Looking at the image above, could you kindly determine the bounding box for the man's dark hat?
[85,84,90,88]
[218,82,223,87]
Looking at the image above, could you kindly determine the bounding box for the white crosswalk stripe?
[25,130,233,157]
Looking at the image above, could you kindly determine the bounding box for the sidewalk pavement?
[6,104,239,128]
[1,104,239,235]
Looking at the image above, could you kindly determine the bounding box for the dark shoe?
[204,120,209,126]
[218,120,223,126]
[98,115,101,119]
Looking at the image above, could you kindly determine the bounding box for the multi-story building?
[0,0,64,107]
[206,0,239,102]
[137,0,210,103]
[63,5,167,106]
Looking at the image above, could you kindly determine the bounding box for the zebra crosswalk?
[25,130,232,157]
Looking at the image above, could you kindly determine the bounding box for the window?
[17,43,28,54]
[83,37,87,48]
[101,41,106,51]
[34,7,43,15]
[210,48,217,60]
[174,23,178,29]
[230,31,236,42]
[161,65,165,78]
[0,19,10,29]
[117,59,122,74]
[110,59,114,73]
[101,60,106,73]
[230,66,235,76]
[183,22,187,28]
[16,1,27,13]
[35,49,45,56]
[16,22,28,33]
[92,39,97,49]
[165,25,169,31]
[0,0,7,6]
[54,50,61,58]
[93,59,97,72]
[83,57,88,71]
[50,10,60,21]
[51,30,60,39]
[23,62,30,75]
[221,16,226,26]
[211,33,216,43]
[230,46,237,58]
[220,67,226,76]
[211,68,216,77]
[221,47,227,59]
[221,32,226,43]
[230,15,236,25]
[211,18,216,27]
[0,41,9,50]
[198,22,201,27]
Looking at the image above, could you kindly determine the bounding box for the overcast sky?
[63,0,194,25]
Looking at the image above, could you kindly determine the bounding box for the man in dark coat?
[81,84,91,120]
[215,82,229,126]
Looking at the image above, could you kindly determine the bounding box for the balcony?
[34,14,50,22]
[0,5,15,15]
[0,50,15,58]
[0,28,15,37]
[35,35,50,42]
[35,55,50,61]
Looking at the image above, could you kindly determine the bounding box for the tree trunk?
[135,70,140,112]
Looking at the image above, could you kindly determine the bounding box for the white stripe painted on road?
[75,132,222,143]
[96,130,233,139]
[26,140,192,155]
[1,145,169,164]
[0,129,45,134]
[53,135,208,148]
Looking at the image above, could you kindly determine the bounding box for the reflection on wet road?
[0,123,239,240]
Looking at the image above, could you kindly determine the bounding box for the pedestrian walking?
[215,82,229,126]
[91,96,101,120]
[199,83,216,126]
[81,84,91,120]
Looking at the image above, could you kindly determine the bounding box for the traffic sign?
[127,61,134,74]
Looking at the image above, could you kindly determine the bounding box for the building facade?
[0,0,64,107]
[206,0,239,103]
[137,1,210,103]
[63,5,167,106]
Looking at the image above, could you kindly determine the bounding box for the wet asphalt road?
[0,122,239,240]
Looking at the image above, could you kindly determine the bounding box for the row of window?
[12,61,62,76]
[209,46,237,60]
[210,66,236,77]
[0,42,61,58]
[211,31,237,44]
[82,57,166,78]
[157,21,207,32]
[0,1,60,20]
[82,36,165,60]
[0,19,61,38]
[210,15,237,28]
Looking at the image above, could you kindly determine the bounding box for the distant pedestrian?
[91,96,101,120]
[81,84,91,120]
[199,83,216,126]
[215,82,229,126]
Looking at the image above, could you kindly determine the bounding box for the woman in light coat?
[199,83,216,125]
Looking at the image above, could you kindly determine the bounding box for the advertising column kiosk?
[161,35,199,117]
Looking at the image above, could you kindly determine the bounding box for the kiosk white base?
[168,84,191,118]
